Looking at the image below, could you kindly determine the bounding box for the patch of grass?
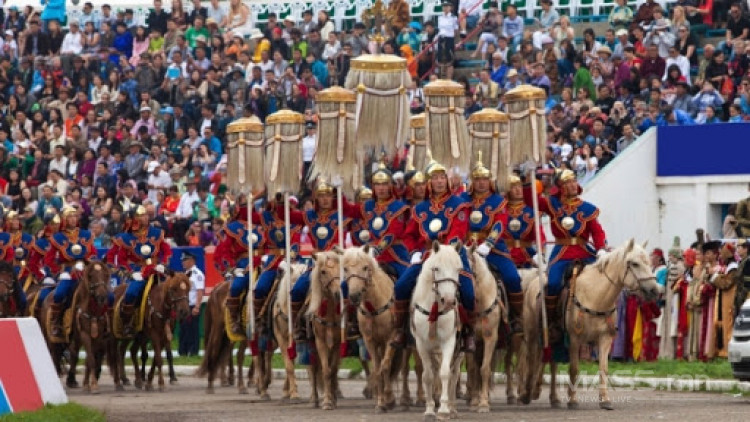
[0,403,104,422]
[551,359,734,379]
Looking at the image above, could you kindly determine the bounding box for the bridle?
[414,268,459,318]
[602,260,657,293]
[345,266,394,318]
[152,279,189,322]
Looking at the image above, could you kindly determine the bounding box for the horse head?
[0,261,16,316]
[342,245,375,307]
[308,251,341,316]
[82,261,111,308]
[419,241,463,310]
[599,239,662,301]
[165,272,191,321]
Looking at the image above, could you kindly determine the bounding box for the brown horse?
[75,261,117,394]
[0,261,23,318]
[271,260,314,403]
[39,273,83,388]
[114,271,191,391]
[307,250,343,410]
[197,280,253,395]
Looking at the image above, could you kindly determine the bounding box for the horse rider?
[216,194,265,336]
[402,166,427,208]
[502,174,547,329]
[391,159,477,352]
[28,212,61,309]
[106,204,172,337]
[349,187,373,247]
[2,210,35,286]
[252,193,303,336]
[292,178,361,339]
[0,210,30,314]
[534,169,607,342]
[462,155,523,331]
[47,206,96,339]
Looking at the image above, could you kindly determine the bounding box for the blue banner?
[657,123,750,177]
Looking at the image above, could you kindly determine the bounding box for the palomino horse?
[0,261,22,318]
[343,245,406,412]
[271,261,310,403]
[307,250,343,410]
[464,249,501,413]
[565,239,660,410]
[412,241,464,422]
[197,280,253,395]
[75,262,117,394]
[114,271,191,391]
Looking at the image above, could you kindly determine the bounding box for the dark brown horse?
[75,261,117,394]
[114,271,191,391]
[0,261,23,318]
[197,281,252,395]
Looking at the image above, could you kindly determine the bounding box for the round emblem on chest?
[372,217,384,231]
[316,226,330,239]
[71,243,82,255]
[470,210,483,224]
[561,216,575,231]
[358,230,371,243]
[140,244,152,256]
[428,218,443,233]
[251,233,259,244]
[274,230,284,243]
[509,218,521,233]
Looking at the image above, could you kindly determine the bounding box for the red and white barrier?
[0,318,67,415]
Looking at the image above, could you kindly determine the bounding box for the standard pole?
[246,193,255,340]
[284,192,295,359]
[337,183,347,356]
[530,169,550,359]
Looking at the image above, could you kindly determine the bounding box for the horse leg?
[66,342,80,388]
[398,348,412,408]
[598,335,614,410]
[308,363,319,408]
[371,348,386,412]
[416,341,436,421]
[549,360,560,408]
[286,343,300,401]
[478,332,496,413]
[436,339,455,419]
[317,339,334,410]
[154,337,166,392]
[449,355,461,418]
[146,337,158,392]
[381,345,397,409]
[108,338,123,392]
[166,344,178,384]
[415,351,426,407]
[237,342,248,394]
[507,334,521,404]
[567,335,580,409]
[117,341,130,386]
[361,356,374,400]
[130,340,143,389]
[226,342,235,387]
[85,338,100,394]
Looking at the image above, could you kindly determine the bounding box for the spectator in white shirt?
[48,145,69,175]
[146,161,172,204]
[302,121,317,181]
[437,1,459,79]
[61,20,84,55]
[174,180,200,245]
[322,31,341,61]
[663,45,692,86]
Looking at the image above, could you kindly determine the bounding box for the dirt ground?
[68,373,750,422]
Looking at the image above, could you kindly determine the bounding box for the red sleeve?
[446,204,470,245]
[588,217,607,250]
[522,184,554,216]
[272,203,306,225]
[341,196,363,219]
[402,216,423,254]
[105,242,130,270]
[43,249,61,274]
[159,241,173,263]
[213,235,235,272]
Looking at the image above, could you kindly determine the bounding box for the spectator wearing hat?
[125,140,147,184]
[658,104,696,126]
[131,105,157,138]
[643,8,675,58]
[147,161,171,204]
[612,28,632,59]
[5,6,25,34]
[179,251,204,357]
[504,68,521,91]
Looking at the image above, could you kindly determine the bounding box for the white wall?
[581,128,749,252]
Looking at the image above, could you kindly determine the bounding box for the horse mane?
[415,244,462,297]
[470,250,493,288]
[593,239,646,275]
[344,247,390,283]
[277,260,307,312]
[307,251,338,316]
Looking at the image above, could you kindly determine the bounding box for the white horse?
[412,241,465,422]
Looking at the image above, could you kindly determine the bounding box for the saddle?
[379,263,399,283]
[113,274,157,339]
[224,290,249,342]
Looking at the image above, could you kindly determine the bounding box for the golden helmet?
[424,156,447,178]
[134,205,147,216]
[470,151,491,180]
[557,169,576,184]
[6,210,19,220]
[371,161,392,184]
[315,178,334,195]
[407,170,426,187]
[508,174,522,187]
[357,186,373,201]
[61,206,78,218]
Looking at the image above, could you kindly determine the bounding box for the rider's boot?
[226,296,243,335]
[545,295,561,344]
[508,292,525,334]
[50,302,65,338]
[388,299,410,348]
[120,303,136,337]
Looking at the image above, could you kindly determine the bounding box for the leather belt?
[509,240,533,248]
[555,237,586,246]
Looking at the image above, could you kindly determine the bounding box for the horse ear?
[362,244,370,255]
[333,245,343,255]
[626,238,635,253]
[432,240,440,254]
[642,240,648,250]
[312,252,319,262]
[454,241,463,253]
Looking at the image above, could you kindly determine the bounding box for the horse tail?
[195,289,225,377]
[388,345,404,381]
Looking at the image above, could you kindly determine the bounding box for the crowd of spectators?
[0,0,747,245]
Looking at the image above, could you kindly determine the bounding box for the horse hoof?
[91,387,100,395]
[469,398,479,407]
[336,389,344,399]
[134,380,143,390]
[600,401,614,410]
[322,403,334,411]
[376,405,387,413]
[437,411,451,421]
[260,392,271,401]
[238,387,248,395]
[122,377,131,386]
[83,385,90,393]
[159,385,165,393]
[221,381,231,387]
[206,387,215,395]
[401,404,411,411]
[519,394,530,405]
[423,413,437,422]
[416,398,426,407]
[115,384,125,392]
[507,396,517,405]
[170,379,178,386]
[568,401,579,410]
[551,400,562,409]
[477,404,490,413]
[363,387,373,399]
[145,384,154,392]
[66,379,79,389]
[310,400,319,409]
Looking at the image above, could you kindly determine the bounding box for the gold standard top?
[316,86,357,103]
[226,117,264,134]
[467,108,509,124]
[423,79,465,97]
[504,84,547,103]
[265,109,306,125]
[349,54,407,72]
